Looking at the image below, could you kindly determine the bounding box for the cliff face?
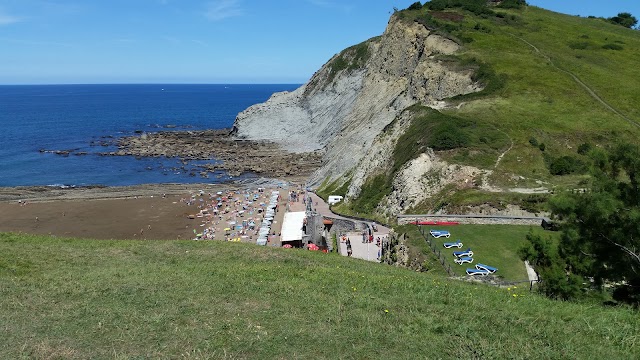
[233,15,481,189]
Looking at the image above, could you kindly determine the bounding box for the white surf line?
[509,33,640,129]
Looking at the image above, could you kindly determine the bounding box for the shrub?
[428,123,470,150]
[607,12,638,29]
[577,143,592,155]
[529,137,539,147]
[407,2,423,11]
[602,43,624,51]
[568,41,591,50]
[538,143,546,152]
[548,155,584,175]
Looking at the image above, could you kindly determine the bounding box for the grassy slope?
[334,6,640,217]
[401,224,558,281]
[2,233,639,359]
[449,6,640,187]
[355,5,640,217]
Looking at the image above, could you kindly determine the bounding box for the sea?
[0,84,300,187]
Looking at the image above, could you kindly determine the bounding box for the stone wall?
[397,214,548,226]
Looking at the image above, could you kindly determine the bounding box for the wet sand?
[0,194,202,240]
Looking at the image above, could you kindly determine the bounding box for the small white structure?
[281,211,306,244]
[327,195,343,205]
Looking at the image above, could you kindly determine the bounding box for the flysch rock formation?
[233,15,483,212]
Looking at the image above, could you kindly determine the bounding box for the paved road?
[307,192,389,262]
[337,232,387,262]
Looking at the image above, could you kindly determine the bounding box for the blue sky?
[1,0,638,85]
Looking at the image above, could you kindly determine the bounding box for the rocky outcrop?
[233,15,482,189]
[384,151,483,215]
[113,130,322,179]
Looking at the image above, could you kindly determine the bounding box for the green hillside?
[450,5,640,185]
[333,2,640,216]
[1,233,638,358]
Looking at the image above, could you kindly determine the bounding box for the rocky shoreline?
[38,129,322,184]
[109,129,322,179]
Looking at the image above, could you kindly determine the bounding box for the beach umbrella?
[224,227,231,231]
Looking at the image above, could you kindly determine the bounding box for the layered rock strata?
[233,15,482,189]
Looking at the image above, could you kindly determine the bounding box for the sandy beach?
[0,180,306,242]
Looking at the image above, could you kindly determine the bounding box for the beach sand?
[0,194,202,240]
[0,182,305,242]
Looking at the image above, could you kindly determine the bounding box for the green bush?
[548,155,584,175]
[407,2,423,11]
[602,43,624,51]
[568,41,592,50]
[428,123,470,150]
[577,143,592,155]
[529,137,539,147]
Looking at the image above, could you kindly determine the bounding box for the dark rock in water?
[134,130,143,134]
[74,152,88,156]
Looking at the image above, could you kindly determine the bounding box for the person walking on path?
[346,238,352,257]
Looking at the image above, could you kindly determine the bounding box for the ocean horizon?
[0,84,300,187]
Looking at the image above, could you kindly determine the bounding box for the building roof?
[281,211,306,242]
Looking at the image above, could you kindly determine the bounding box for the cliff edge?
[233,15,481,187]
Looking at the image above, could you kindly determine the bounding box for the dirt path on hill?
[493,127,513,170]
[510,34,640,129]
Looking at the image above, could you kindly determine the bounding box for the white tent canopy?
[281,211,306,243]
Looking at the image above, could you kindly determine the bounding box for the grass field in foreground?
[1,232,638,359]
[399,224,556,281]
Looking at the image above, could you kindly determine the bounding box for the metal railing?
[416,224,538,290]
[417,225,454,276]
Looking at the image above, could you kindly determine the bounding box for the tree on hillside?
[531,143,640,304]
[407,2,423,11]
[519,231,584,300]
[608,12,638,28]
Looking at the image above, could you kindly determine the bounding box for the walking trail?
[510,34,640,129]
